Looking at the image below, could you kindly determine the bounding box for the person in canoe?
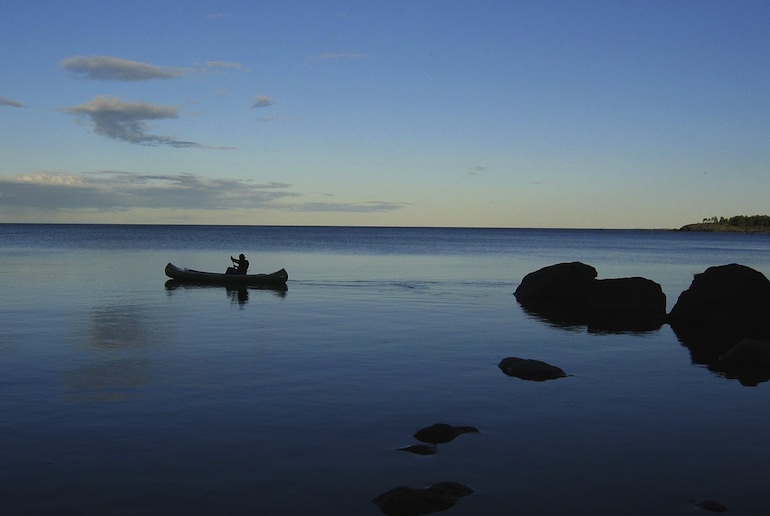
[229,253,249,275]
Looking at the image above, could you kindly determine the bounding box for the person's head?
[239,254,245,260]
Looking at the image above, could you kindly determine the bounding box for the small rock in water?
[498,357,568,381]
[413,423,479,444]
[693,499,728,513]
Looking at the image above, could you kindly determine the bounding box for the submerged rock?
[498,357,568,381]
[720,338,770,366]
[413,423,479,444]
[373,482,474,516]
[693,499,728,513]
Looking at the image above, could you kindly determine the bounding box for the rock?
[514,262,597,300]
[587,277,666,331]
[668,263,770,329]
[413,423,479,444]
[498,357,568,381]
[373,482,474,516]
[515,263,666,333]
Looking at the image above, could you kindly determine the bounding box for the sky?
[1,0,769,228]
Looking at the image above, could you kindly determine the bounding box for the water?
[1,224,770,515]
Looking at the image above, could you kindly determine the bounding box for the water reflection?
[517,298,664,334]
[63,303,169,401]
[164,280,287,306]
[672,323,770,386]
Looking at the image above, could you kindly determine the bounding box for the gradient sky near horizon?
[2,0,769,228]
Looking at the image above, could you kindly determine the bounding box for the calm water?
[2,224,770,515]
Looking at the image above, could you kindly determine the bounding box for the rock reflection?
[373,481,474,516]
[672,325,770,386]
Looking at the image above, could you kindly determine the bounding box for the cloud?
[307,52,372,63]
[0,172,297,211]
[60,55,186,81]
[0,96,24,107]
[200,61,247,72]
[0,172,410,215]
[251,95,274,108]
[282,201,410,213]
[64,95,219,148]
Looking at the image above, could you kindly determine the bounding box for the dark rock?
[514,262,597,300]
[373,482,474,516]
[587,277,666,332]
[515,263,666,333]
[498,357,568,381]
[668,263,770,330]
[413,423,479,444]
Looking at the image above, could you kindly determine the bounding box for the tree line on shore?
[700,215,770,228]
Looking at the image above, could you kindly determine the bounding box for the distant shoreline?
[678,223,770,234]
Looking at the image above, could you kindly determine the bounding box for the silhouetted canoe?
[164,263,288,286]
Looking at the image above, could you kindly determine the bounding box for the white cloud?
[60,55,186,81]
[0,96,24,107]
[64,96,215,148]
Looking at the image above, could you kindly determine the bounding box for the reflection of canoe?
[164,263,288,286]
[164,279,288,293]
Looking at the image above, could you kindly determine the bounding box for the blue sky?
[1,0,768,227]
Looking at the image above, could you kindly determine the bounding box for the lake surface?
[2,224,770,515]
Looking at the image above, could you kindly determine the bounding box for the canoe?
[164,263,288,286]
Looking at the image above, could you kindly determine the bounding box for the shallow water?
[1,225,770,514]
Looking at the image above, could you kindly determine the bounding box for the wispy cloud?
[251,95,274,108]
[0,172,296,211]
[60,55,186,81]
[0,96,24,107]
[64,96,224,148]
[0,172,409,215]
[282,201,410,213]
[307,52,372,63]
[60,55,248,81]
[198,61,249,72]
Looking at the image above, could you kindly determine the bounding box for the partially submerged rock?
[498,357,568,381]
[413,423,479,444]
[588,277,666,331]
[373,481,474,516]
[668,263,770,330]
[515,262,665,332]
[514,261,597,300]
